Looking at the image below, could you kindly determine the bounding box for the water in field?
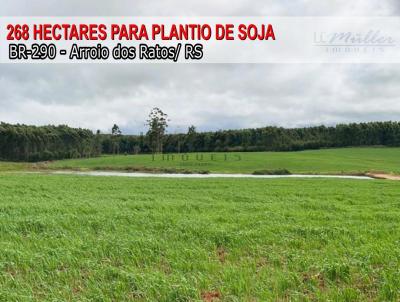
[50,171,373,180]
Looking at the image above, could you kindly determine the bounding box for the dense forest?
[1,121,400,162]
[103,121,400,155]
[0,123,101,161]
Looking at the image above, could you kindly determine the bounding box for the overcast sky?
[1,1,400,134]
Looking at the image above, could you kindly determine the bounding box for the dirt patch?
[217,247,226,263]
[72,285,83,295]
[201,291,221,302]
[302,272,326,290]
[367,173,400,181]
[256,257,269,273]
[159,257,172,274]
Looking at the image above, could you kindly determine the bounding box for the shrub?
[252,169,291,175]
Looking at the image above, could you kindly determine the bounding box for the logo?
[313,30,396,54]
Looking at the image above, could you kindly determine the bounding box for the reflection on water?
[50,171,373,180]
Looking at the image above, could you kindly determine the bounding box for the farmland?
[0,174,399,301]
[47,147,400,175]
[0,161,32,172]
[1,146,400,300]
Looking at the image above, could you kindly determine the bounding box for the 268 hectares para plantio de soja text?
[7,23,276,41]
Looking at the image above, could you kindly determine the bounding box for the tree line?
[1,114,400,162]
[0,123,101,162]
[103,120,400,155]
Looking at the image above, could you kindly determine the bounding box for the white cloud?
[2,0,399,16]
[0,1,399,134]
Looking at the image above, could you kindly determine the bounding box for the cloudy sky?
[1,1,400,134]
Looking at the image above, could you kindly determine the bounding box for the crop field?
[0,173,399,301]
[0,161,32,172]
[47,147,400,175]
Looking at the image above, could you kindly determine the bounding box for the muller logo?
[313,29,396,50]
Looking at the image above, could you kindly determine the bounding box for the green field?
[1,147,400,300]
[0,161,32,172]
[48,147,400,175]
[0,173,399,301]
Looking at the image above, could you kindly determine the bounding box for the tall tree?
[187,125,196,136]
[146,107,169,154]
[186,125,197,152]
[111,124,122,136]
[111,124,121,154]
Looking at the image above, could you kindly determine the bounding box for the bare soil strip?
[367,173,400,181]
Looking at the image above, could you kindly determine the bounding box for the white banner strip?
[0,17,399,63]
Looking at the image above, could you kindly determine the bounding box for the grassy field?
[0,173,399,301]
[0,161,33,172]
[47,147,400,175]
